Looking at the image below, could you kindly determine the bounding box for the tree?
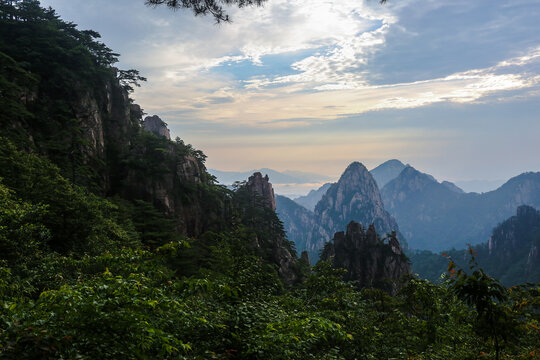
[146,0,267,23]
[146,0,388,23]
[447,247,518,360]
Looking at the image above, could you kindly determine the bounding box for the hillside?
[293,182,333,211]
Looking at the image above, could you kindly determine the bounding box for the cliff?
[321,221,411,294]
[246,172,277,210]
[0,12,230,240]
[486,205,540,282]
[238,173,298,283]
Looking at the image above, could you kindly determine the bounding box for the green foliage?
[0,138,139,255]
[447,247,531,359]
[0,181,49,266]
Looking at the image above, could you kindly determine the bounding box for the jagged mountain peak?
[332,161,379,195]
[342,161,370,176]
[246,172,276,211]
[321,220,410,294]
[314,161,404,250]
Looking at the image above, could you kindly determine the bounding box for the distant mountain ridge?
[410,205,540,285]
[209,168,333,186]
[381,167,540,251]
[293,183,333,211]
[370,159,407,189]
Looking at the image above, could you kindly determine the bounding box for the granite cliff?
[313,162,403,250]
[321,221,411,294]
[142,115,171,140]
[239,173,299,283]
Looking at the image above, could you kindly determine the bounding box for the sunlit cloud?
[41,0,540,181]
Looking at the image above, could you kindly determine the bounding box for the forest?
[0,1,539,359]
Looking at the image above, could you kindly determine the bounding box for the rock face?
[242,173,298,284]
[370,159,406,189]
[142,115,171,140]
[246,172,277,210]
[321,221,411,294]
[276,161,404,262]
[275,195,330,262]
[315,162,403,248]
[381,166,540,251]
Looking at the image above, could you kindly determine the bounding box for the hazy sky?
[40,0,540,183]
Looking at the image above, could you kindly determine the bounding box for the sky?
[40,0,540,190]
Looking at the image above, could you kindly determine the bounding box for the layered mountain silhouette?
[293,183,333,211]
[275,195,330,258]
[381,166,540,250]
[209,168,332,186]
[370,159,407,189]
[276,162,404,261]
[410,205,540,285]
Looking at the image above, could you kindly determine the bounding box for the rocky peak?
[315,161,403,248]
[322,220,411,294]
[246,172,276,210]
[142,115,171,140]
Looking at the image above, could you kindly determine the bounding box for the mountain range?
[277,159,540,261]
[410,205,540,285]
[381,166,540,251]
[276,162,404,261]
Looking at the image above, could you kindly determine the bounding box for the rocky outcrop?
[241,173,298,284]
[488,205,540,261]
[246,172,277,210]
[321,221,411,294]
[142,115,171,140]
[276,162,404,262]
